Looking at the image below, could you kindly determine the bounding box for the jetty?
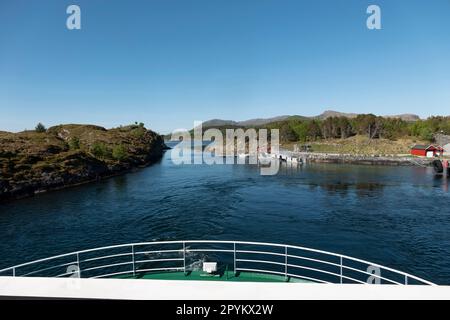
[270,149,434,167]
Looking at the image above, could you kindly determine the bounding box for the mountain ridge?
[200,110,421,128]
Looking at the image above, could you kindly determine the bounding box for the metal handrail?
[0,240,436,285]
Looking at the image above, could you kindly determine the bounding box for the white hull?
[0,277,446,300]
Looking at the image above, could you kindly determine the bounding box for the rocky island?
[0,123,167,202]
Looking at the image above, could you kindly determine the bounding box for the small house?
[410,145,444,158]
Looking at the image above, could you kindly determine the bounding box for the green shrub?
[68,137,80,150]
[35,123,47,133]
[131,126,146,138]
[90,142,111,159]
[112,144,128,161]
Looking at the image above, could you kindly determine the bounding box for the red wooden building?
[410,145,444,157]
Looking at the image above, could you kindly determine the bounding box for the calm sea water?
[1,144,450,284]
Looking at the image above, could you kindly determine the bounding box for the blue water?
[1,145,450,284]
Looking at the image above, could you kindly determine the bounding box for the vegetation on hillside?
[0,123,166,201]
[180,115,450,145]
[284,136,423,155]
[182,114,450,155]
[263,115,450,143]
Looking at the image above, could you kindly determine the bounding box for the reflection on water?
[112,176,128,193]
[0,147,450,284]
[317,182,385,197]
[434,175,450,193]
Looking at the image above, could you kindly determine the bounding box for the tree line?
[264,115,450,143]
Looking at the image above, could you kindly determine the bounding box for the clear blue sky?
[1,0,449,133]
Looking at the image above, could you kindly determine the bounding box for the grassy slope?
[282,135,428,156]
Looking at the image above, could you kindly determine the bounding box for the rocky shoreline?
[0,124,167,203]
[292,152,433,166]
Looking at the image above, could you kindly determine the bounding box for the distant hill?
[201,115,292,128]
[200,110,421,129]
[385,114,420,122]
[316,110,420,122]
[315,110,359,119]
[238,116,292,126]
[200,119,238,127]
[173,110,449,148]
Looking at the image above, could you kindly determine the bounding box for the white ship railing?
[0,240,435,285]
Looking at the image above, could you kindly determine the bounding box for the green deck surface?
[115,270,311,283]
